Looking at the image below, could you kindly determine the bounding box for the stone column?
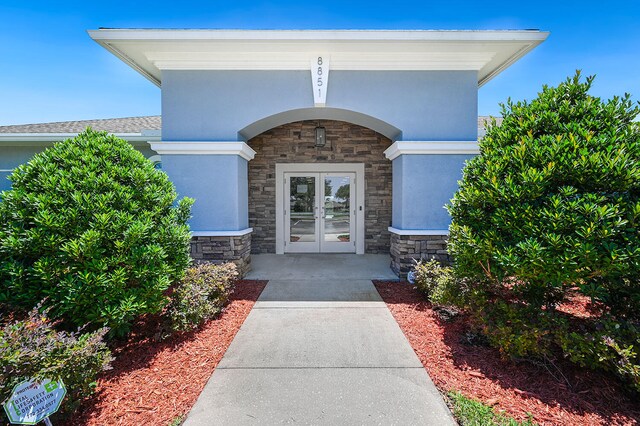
[389,232,451,278]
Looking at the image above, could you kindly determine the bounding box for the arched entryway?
[247,120,392,255]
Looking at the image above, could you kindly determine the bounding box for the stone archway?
[247,120,392,254]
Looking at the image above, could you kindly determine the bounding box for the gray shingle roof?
[0,116,161,134]
[478,115,503,129]
[0,115,500,135]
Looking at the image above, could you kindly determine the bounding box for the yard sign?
[3,379,66,425]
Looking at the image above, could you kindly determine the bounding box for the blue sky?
[0,0,638,126]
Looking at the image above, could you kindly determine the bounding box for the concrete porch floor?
[183,254,455,425]
[245,253,398,281]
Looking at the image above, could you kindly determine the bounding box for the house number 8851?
[312,56,329,106]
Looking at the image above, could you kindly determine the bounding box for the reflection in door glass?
[323,176,350,242]
[290,177,316,242]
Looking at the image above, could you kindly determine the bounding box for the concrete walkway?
[184,254,455,425]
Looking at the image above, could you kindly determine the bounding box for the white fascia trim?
[388,227,449,236]
[384,141,479,160]
[191,228,253,237]
[88,29,549,42]
[0,133,161,143]
[148,141,256,160]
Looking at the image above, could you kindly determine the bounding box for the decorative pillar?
[384,141,478,277]
[149,141,256,276]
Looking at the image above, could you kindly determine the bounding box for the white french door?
[284,172,356,253]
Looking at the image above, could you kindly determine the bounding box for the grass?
[447,391,536,426]
[168,416,183,426]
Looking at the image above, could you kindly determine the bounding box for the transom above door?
[275,164,365,254]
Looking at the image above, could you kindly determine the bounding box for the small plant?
[168,416,184,426]
[0,306,112,417]
[412,259,461,306]
[0,129,193,336]
[166,263,238,332]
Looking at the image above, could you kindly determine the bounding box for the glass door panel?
[322,175,350,242]
[320,173,355,252]
[289,176,316,243]
[284,174,320,253]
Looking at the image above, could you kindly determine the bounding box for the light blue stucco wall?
[330,71,477,141]
[392,154,474,230]
[161,69,478,232]
[162,70,312,141]
[161,154,249,231]
[0,146,44,191]
[0,172,10,192]
[162,70,477,141]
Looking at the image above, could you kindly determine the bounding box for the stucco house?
[0,29,547,276]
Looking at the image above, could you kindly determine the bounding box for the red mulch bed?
[70,280,267,426]
[373,280,640,426]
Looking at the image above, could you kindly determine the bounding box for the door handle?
[321,206,326,219]
[314,206,318,219]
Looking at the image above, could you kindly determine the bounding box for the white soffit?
[88,29,549,87]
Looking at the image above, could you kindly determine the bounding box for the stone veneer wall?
[390,233,451,278]
[190,234,252,277]
[248,120,392,254]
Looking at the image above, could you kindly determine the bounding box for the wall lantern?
[314,126,326,147]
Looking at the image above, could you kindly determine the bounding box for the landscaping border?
[70,280,267,426]
[373,280,640,426]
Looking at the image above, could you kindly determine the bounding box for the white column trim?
[388,227,449,236]
[148,141,256,161]
[384,141,479,160]
[191,228,253,237]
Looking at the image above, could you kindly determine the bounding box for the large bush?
[0,307,112,417]
[0,129,193,335]
[447,73,640,390]
[166,262,238,332]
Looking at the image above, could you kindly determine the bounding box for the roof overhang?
[88,29,549,88]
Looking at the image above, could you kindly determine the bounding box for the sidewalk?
[183,254,455,425]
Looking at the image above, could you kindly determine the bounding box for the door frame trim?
[276,163,365,255]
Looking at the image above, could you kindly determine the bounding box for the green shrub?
[412,259,461,306]
[447,72,640,390]
[0,129,194,336]
[557,316,640,391]
[166,263,238,332]
[0,306,112,416]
